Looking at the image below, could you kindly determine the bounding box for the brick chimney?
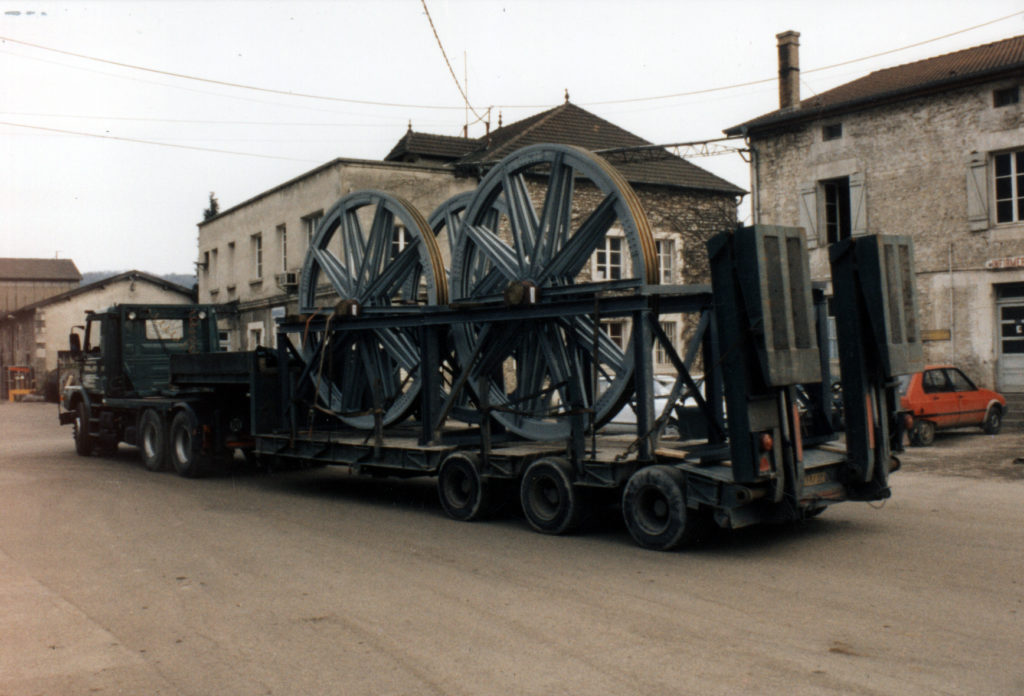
[776,30,800,110]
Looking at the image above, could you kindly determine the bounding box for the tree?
[203,192,220,221]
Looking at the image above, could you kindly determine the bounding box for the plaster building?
[726,33,1024,393]
[0,271,195,398]
[198,101,744,364]
[0,257,81,314]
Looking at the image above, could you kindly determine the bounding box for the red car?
[899,365,1006,446]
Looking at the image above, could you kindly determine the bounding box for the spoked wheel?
[622,465,709,550]
[436,452,489,521]
[449,144,658,440]
[519,457,583,535]
[298,191,448,429]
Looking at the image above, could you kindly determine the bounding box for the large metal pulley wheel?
[449,144,658,440]
[298,190,447,429]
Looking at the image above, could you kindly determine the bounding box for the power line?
[0,34,468,111]
[0,111,433,127]
[2,8,1021,114]
[0,121,321,163]
[420,0,485,123]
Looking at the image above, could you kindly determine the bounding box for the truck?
[57,144,923,550]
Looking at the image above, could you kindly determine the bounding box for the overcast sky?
[2,0,1022,275]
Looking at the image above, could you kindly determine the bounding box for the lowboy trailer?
[58,143,922,550]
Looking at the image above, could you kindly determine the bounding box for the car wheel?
[982,406,1002,435]
[911,420,936,447]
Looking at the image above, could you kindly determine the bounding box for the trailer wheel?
[622,465,704,551]
[437,452,489,521]
[520,457,582,535]
[169,410,205,478]
[909,420,935,447]
[139,409,167,472]
[73,401,93,456]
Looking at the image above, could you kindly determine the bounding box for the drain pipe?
[949,242,955,364]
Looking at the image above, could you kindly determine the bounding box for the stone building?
[198,101,743,365]
[725,33,1024,392]
[0,271,194,397]
[0,258,81,314]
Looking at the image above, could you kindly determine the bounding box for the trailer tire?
[139,409,167,472]
[520,457,582,535]
[73,401,93,457]
[169,410,205,478]
[437,452,489,521]
[622,465,704,551]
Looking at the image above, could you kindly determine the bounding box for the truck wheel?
[73,402,93,456]
[139,409,167,472]
[910,420,935,447]
[169,410,205,478]
[437,452,489,521]
[519,457,582,535]
[622,465,705,551]
[982,407,1002,435]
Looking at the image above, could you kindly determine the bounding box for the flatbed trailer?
[58,143,923,550]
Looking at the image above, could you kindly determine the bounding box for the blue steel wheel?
[298,191,448,430]
[449,144,657,441]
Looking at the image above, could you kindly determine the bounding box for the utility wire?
[420,0,485,122]
[0,121,321,163]
[0,34,467,110]
[1,8,1021,112]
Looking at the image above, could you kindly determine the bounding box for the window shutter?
[966,153,989,232]
[849,172,868,236]
[798,184,818,248]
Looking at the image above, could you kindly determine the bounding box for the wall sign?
[986,256,1024,270]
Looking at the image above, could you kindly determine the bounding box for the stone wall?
[749,77,1024,388]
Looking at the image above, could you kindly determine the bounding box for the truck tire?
[139,409,167,472]
[437,452,489,521]
[519,457,582,535]
[622,465,706,551]
[169,410,205,478]
[73,401,93,456]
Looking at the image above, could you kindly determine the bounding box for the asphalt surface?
[1,401,1022,696]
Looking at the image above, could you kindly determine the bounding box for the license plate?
[804,471,829,486]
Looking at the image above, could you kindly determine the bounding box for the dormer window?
[822,123,843,141]
[994,86,1020,107]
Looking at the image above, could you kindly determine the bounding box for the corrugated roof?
[0,258,81,282]
[458,103,744,195]
[384,129,479,162]
[727,34,1024,135]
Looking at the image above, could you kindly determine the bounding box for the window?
[252,233,263,279]
[655,321,676,364]
[994,150,1024,224]
[304,211,324,246]
[822,123,843,141]
[210,249,218,289]
[822,177,851,244]
[391,225,410,259]
[277,224,288,271]
[601,321,625,350]
[595,237,622,280]
[247,322,264,350]
[656,239,675,284]
[202,251,209,275]
[798,172,865,247]
[994,86,1020,107]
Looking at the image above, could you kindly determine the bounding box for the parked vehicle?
[899,365,1006,446]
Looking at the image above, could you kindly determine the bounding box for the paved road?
[1,402,1022,696]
